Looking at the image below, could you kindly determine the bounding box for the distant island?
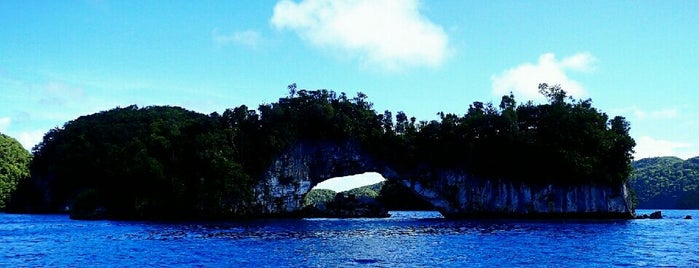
[3,84,637,220]
[630,156,699,209]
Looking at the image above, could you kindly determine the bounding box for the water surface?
[1,210,697,267]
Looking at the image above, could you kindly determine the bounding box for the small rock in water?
[354,259,379,264]
[684,215,692,220]
[649,211,662,219]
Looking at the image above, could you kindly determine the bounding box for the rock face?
[405,170,635,218]
[253,142,635,219]
[636,210,663,219]
[251,141,396,216]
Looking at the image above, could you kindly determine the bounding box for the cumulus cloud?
[0,117,10,132]
[633,107,678,120]
[634,136,694,160]
[313,172,386,192]
[610,106,680,122]
[40,81,85,106]
[271,0,450,71]
[17,130,46,151]
[212,29,262,48]
[491,52,596,100]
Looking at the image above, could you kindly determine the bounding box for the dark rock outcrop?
[636,210,663,219]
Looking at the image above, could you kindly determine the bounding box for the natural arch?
[251,141,405,215]
[252,141,635,219]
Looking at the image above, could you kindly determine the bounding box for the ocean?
[1,210,697,267]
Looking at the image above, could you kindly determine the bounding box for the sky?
[313,172,385,192]
[2,0,698,167]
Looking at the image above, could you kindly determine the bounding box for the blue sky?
[2,0,698,163]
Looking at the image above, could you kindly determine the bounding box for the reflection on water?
[1,210,697,267]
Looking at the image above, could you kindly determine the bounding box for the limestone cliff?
[253,142,635,219]
[404,170,635,218]
[251,141,397,216]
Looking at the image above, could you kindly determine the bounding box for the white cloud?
[491,52,596,100]
[634,136,694,160]
[0,117,10,132]
[610,106,680,121]
[633,107,678,120]
[212,29,262,48]
[271,0,449,71]
[17,130,46,151]
[40,81,86,106]
[313,172,386,192]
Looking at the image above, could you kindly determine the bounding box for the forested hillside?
[0,133,31,210]
[630,156,699,209]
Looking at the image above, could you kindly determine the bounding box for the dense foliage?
[303,183,383,208]
[10,83,635,219]
[0,133,31,209]
[629,156,699,209]
[12,106,252,219]
[302,189,336,208]
[302,182,383,210]
[386,83,635,184]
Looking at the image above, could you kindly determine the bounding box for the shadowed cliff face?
[252,142,635,219]
[405,171,635,218]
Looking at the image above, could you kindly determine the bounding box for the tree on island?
[630,156,699,209]
[0,133,31,210]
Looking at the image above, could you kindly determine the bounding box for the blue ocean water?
[1,210,697,267]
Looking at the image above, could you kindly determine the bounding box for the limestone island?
[6,84,636,220]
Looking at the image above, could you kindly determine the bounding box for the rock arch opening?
[312,172,386,193]
[302,172,439,218]
[302,172,389,218]
[250,141,441,217]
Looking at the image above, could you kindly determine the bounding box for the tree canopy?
[387,83,635,184]
[15,106,252,219]
[629,156,699,209]
[0,133,31,210]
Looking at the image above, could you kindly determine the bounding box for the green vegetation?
[11,106,253,219]
[0,133,31,210]
[8,83,635,219]
[302,189,336,208]
[302,181,434,212]
[387,83,635,184]
[302,182,391,218]
[344,182,382,199]
[629,156,699,209]
[302,183,383,209]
